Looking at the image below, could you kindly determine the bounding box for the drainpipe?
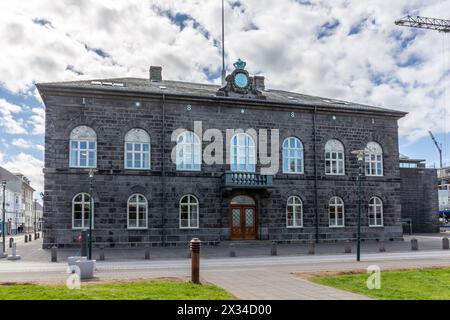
[161,94,166,245]
[313,107,319,243]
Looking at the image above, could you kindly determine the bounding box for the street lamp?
[88,169,96,260]
[34,199,37,240]
[1,180,7,258]
[351,149,367,262]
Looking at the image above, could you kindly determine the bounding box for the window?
[127,194,148,229]
[286,196,303,228]
[369,197,384,227]
[365,142,383,176]
[282,137,303,174]
[70,126,97,168]
[231,133,256,172]
[325,139,345,175]
[329,197,344,227]
[72,193,92,229]
[179,195,199,229]
[176,131,201,171]
[125,129,151,169]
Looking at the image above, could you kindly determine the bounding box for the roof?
[36,77,407,117]
[0,167,22,193]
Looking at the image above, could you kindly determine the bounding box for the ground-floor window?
[369,197,384,227]
[127,194,148,229]
[329,196,345,227]
[72,193,93,229]
[286,196,303,228]
[179,195,199,228]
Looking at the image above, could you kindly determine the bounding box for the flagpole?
[221,0,226,85]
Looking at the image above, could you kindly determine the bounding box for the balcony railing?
[222,172,274,189]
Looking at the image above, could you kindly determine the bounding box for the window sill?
[282,172,304,175]
[124,168,151,171]
[127,227,148,230]
[325,173,346,176]
[369,225,384,228]
[286,225,303,229]
[329,225,345,228]
[179,227,199,230]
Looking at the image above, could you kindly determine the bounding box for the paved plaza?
[1,234,450,300]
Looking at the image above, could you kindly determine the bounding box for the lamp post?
[1,180,7,258]
[34,199,37,239]
[351,149,367,262]
[88,169,95,260]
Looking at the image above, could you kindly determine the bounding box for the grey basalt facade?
[37,64,406,248]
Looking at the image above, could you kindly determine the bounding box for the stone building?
[37,61,407,248]
[399,156,439,233]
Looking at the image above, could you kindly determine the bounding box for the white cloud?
[11,138,44,151]
[0,152,44,196]
[0,99,27,134]
[0,0,448,145]
[27,107,45,135]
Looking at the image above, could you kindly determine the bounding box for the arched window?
[231,133,256,172]
[179,195,199,229]
[365,142,383,176]
[286,196,303,228]
[127,194,148,229]
[72,193,93,229]
[70,126,97,168]
[329,196,344,227]
[125,129,151,170]
[369,197,384,227]
[325,139,345,175]
[176,131,201,171]
[282,137,304,174]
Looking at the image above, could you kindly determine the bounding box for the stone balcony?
[222,171,274,189]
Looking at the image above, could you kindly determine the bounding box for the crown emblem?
[233,59,246,70]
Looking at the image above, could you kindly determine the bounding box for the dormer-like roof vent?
[150,66,162,82]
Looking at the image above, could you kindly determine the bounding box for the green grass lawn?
[311,267,450,300]
[0,280,233,300]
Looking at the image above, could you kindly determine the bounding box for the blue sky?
[0,0,449,194]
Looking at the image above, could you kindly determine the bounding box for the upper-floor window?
[127,194,148,229]
[176,131,201,171]
[125,129,151,170]
[325,139,345,175]
[365,142,383,176]
[369,197,384,227]
[282,137,304,174]
[231,133,256,172]
[72,193,93,229]
[179,194,199,229]
[329,196,345,227]
[286,196,303,228]
[70,126,97,168]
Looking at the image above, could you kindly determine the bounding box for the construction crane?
[395,15,450,33]
[429,131,443,169]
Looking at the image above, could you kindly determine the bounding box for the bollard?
[308,241,315,255]
[379,240,386,252]
[24,235,28,243]
[270,241,277,256]
[229,243,236,257]
[99,246,105,261]
[34,233,37,240]
[7,243,21,261]
[190,238,201,284]
[28,234,32,242]
[411,238,419,251]
[344,240,352,254]
[51,246,58,262]
[145,244,150,260]
[9,237,13,249]
[443,237,449,250]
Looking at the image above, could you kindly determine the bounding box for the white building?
[0,167,23,234]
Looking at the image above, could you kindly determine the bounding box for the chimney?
[149,66,162,82]
[254,76,265,91]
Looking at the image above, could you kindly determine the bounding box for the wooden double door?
[230,204,257,240]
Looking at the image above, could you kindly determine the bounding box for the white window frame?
[365,142,383,176]
[179,195,199,229]
[286,196,303,228]
[369,197,384,227]
[69,126,97,168]
[176,131,201,171]
[282,137,304,174]
[325,139,345,176]
[72,193,94,230]
[329,196,345,228]
[127,194,148,229]
[124,129,151,170]
[230,133,256,173]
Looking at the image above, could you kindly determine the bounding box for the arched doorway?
[229,195,257,240]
